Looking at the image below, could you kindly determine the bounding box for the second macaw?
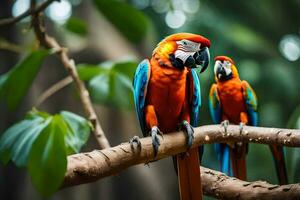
[208,56,288,184]
[132,33,210,200]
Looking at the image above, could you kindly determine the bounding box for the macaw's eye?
[183,41,187,45]
[224,61,231,68]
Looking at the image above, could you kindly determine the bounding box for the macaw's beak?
[216,65,232,81]
[216,65,227,79]
[194,47,210,73]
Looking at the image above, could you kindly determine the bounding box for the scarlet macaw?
[208,56,288,184]
[132,33,210,199]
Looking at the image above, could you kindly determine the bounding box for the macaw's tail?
[215,143,231,176]
[269,145,288,185]
[230,142,248,180]
[176,148,202,200]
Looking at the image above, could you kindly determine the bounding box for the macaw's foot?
[179,120,194,149]
[129,135,141,151]
[221,120,230,133]
[239,122,245,134]
[150,126,163,157]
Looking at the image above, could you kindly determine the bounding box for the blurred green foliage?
[93,0,150,43]
[65,17,87,36]
[0,50,50,110]
[78,60,138,109]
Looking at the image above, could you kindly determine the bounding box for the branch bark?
[63,125,300,199]
[202,166,300,200]
[0,0,57,27]
[30,0,110,149]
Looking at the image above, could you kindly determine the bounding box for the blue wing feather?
[242,81,258,126]
[189,69,204,157]
[208,84,221,124]
[133,59,151,136]
[190,69,201,127]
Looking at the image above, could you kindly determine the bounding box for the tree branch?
[30,0,110,149]
[0,0,58,27]
[63,125,300,199]
[36,76,73,106]
[202,166,300,200]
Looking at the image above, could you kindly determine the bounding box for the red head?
[214,56,235,65]
[163,33,211,47]
[214,55,239,81]
[153,33,211,72]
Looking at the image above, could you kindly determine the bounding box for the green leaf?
[60,111,91,154]
[93,0,149,43]
[78,61,138,109]
[77,64,106,81]
[0,50,49,110]
[0,115,51,166]
[28,115,67,197]
[0,109,91,196]
[65,17,87,36]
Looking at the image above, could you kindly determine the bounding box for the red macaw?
[208,56,288,184]
[132,33,210,199]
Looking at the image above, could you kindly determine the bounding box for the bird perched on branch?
[131,33,210,200]
[208,56,288,184]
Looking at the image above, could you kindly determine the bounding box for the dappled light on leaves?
[46,0,72,24]
[12,0,30,21]
[165,10,186,29]
[279,35,300,61]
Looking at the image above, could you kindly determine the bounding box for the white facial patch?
[174,50,195,63]
[214,60,232,77]
[223,61,232,75]
[214,60,222,75]
[176,39,201,52]
[175,39,201,62]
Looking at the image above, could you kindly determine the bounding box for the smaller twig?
[36,76,73,106]
[0,0,58,27]
[30,0,110,149]
[0,38,23,53]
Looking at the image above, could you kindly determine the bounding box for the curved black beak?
[216,66,227,79]
[194,47,210,73]
[216,65,233,81]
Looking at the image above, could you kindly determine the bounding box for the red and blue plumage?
[133,33,210,200]
[133,59,201,136]
[208,56,287,184]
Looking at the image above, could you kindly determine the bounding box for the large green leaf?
[60,111,91,154]
[77,61,137,109]
[0,50,49,110]
[28,115,67,196]
[77,64,107,81]
[65,17,87,36]
[0,113,51,166]
[93,0,149,43]
[0,109,91,196]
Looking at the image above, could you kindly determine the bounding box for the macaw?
[208,55,288,184]
[132,33,210,200]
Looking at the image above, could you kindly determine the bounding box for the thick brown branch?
[30,0,110,149]
[0,0,57,27]
[63,125,300,199]
[202,166,300,200]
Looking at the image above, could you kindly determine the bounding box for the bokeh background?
[0,0,300,199]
